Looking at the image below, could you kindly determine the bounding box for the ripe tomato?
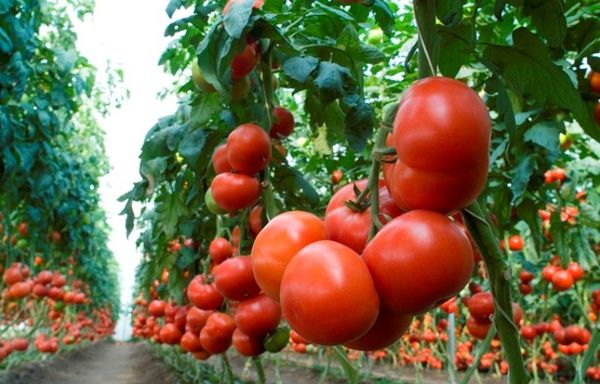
[280,240,379,345]
[227,123,271,174]
[251,211,327,301]
[508,235,524,251]
[519,270,534,284]
[363,210,473,315]
[269,107,295,139]
[186,307,213,332]
[325,185,402,254]
[468,292,494,322]
[248,205,264,237]
[213,256,261,301]
[187,276,224,310]
[232,328,264,356]
[466,316,492,339]
[210,172,261,212]
[388,77,491,213]
[567,262,584,281]
[344,310,412,351]
[552,270,574,291]
[160,323,182,345]
[199,312,236,354]
[211,144,232,174]
[148,300,167,317]
[180,331,203,352]
[209,237,233,264]
[231,41,259,80]
[234,293,281,338]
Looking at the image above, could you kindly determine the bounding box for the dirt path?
[0,341,176,384]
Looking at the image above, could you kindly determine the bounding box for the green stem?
[253,356,266,384]
[462,201,530,384]
[573,328,600,384]
[413,0,437,78]
[459,325,495,384]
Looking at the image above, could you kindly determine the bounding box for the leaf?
[178,128,206,169]
[0,26,12,53]
[523,0,566,47]
[343,94,374,152]
[282,56,318,85]
[156,190,188,238]
[372,0,395,36]
[438,22,473,78]
[483,28,599,142]
[166,0,184,18]
[510,154,535,204]
[223,0,254,39]
[314,62,352,104]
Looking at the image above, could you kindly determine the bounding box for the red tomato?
[269,107,295,139]
[251,211,327,301]
[519,270,534,284]
[180,331,203,353]
[325,186,402,254]
[227,123,271,175]
[567,262,584,281]
[508,235,524,251]
[344,310,412,351]
[232,328,265,357]
[187,276,224,310]
[280,240,379,345]
[234,293,281,338]
[542,265,559,282]
[388,77,490,213]
[186,307,213,332]
[363,210,473,315]
[248,205,264,237]
[211,144,232,174]
[210,172,261,212]
[552,270,574,291]
[209,237,233,265]
[231,41,259,80]
[160,323,182,345]
[213,256,261,301]
[466,316,492,340]
[468,292,494,322]
[199,312,236,354]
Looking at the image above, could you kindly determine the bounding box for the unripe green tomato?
[205,189,227,215]
[263,327,290,353]
[192,62,216,93]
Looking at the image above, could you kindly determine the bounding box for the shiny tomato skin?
[227,123,271,175]
[363,210,473,315]
[390,77,490,213]
[231,41,259,80]
[212,144,232,174]
[199,312,236,354]
[344,310,412,351]
[280,240,380,346]
[232,328,265,356]
[468,292,494,322]
[209,237,233,265]
[269,107,295,139]
[552,270,574,291]
[251,211,327,301]
[213,256,261,301]
[187,276,224,310]
[210,172,261,212]
[234,293,281,338]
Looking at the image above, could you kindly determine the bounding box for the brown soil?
[0,341,176,384]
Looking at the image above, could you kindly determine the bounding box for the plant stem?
[413,0,437,78]
[459,325,495,384]
[462,201,530,384]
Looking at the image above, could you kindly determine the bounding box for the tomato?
[234,293,281,338]
[552,270,574,291]
[248,205,264,237]
[192,62,215,93]
[160,323,182,345]
[280,240,379,345]
[521,326,537,341]
[186,307,213,332]
[542,265,559,282]
[590,72,600,93]
[466,316,492,339]
[344,310,412,351]
[331,169,343,185]
[213,256,261,301]
[211,144,232,174]
[232,328,265,356]
[363,210,473,315]
[209,237,233,264]
[508,235,524,251]
[180,331,203,352]
[468,292,494,322]
[187,276,224,310]
[519,270,534,284]
[387,77,490,213]
[567,262,584,281]
[231,41,259,80]
[210,172,261,212]
[227,123,271,175]
[199,312,236,354]
[251,211,327,301]
[269,107,295,139]
[324,185,402,253]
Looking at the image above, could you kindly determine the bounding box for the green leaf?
[223,0,254,39]
[483,28,599,142]
[178,128,206,169]
[438,22,473,78]
[510,154,535,204]
[282,56,318,85]
[343,94,374,152]
[523,0,566,47]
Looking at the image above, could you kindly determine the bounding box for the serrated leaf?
[283,56,318,85]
